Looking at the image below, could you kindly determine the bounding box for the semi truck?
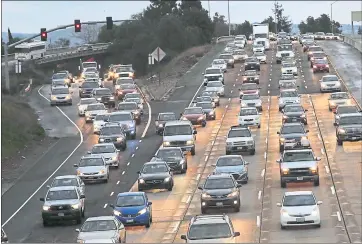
[252,23,270,50]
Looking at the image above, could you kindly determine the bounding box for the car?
[307,46,324,60]
[180,215,240,242]
[278,123,310,152]
[202,67,224,86]
[115,83,137,100]
[333,105,360,124]
[244,57,260,71]
[239,83,260,97]
[303,40,316,52]
[281,62,298,76]
[224,42,235,52]
[319,75,341,92]
[196,101,216,120]
[40,186,85,226]
[238,107,261,128]
[117,102,142,125]
[50,87,72,106]
[312,59,329,73]
[213,155,249,184]
[92,88,115,108]
[240,93,262,111]
[289,34,298,41]
[85,103,108,123]
[180,107,207,126]
[155,112,177,135]
[242,70,260,84]
[334,113,362,145]
[74,155,109,183]
[279,80,299,91]
[211,59,227,72]
[51,73,70,88]
[114,77,134,86]
[88,143,121,167]
[278,74,297,87]
[325,33,338,40]
[278,89,301,111]
[111,65,134,81]
[152,147,188,173]
[47,175,85,195]
[232,49,248,62]
[282,104,308,125]
[110,192,152,228]
[201,91,220,106]
[328,92,352,111]
[78,81,99,98]
[276,44,294,63]
[234,37,246,48]
[192,96,215,108]
[309,51,327,65]
[98,123,127,150]
[83,72,99,81]
[277,191,322,229]
[137,161,174,191]
[277,149,320,187]
[225,126,255,155]
[314,32,325,40]
[218,53,235,68]
[252,43,265,53]
[78,98,97,116]
[254,51,267,64]
[1,229,8,243]
[198,174,241,213]
[124,93,144,104]
[76,216,126,243]
[107,112,136,139]
[123,97,144,114]
[93,114,110,134]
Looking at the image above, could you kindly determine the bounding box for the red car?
[310,51,327,67]
[116,83,137,100]
[312,59,330,73]
[239,83,260,98]
[307,46,324,60]
[180,107,206,127]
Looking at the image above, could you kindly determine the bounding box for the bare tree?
[71,24,101,44]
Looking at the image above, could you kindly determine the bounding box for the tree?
[298,14,342,34]
[212,12,228,37]
[272,2,292,33]
[261,16,277,33]
[232,21,253,38]
[72,24,101,44]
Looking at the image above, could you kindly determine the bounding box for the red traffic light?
[40,28,47,41]
[74,19,81,32]
[76,24,80,28]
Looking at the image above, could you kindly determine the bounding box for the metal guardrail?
[341,34,362,53]
[216,35,235,43]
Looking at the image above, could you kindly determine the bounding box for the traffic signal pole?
[3,19,127,92]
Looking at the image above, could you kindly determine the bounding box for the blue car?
[110,192,152,228]
[213,155,249,184]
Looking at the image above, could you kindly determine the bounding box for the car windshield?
[282,63,294,68]
[197,103,213,109]
[253,44,263,48]
[95,89,111,96]
[125,98,140,104]
[51,178,78,187]
[241,84,258,90]
[281,91,298,97]
[184,108,203,114]
[95,114,109,121]
[202,91,218,97]
[156,149,182,159]
[240,108,258,116]
[52,80,66,86]
[316,32,324,35]
[159,113,176,121]
[82,82,98,88]
[228,129,251,138]
[52,73,67,79]
[279,32,287,38]
[109,114,132,121]
[322,76,338,82]
[246,58,258,62]
[326,33,333,36]
[284,106,303,113]
[81,220,117,232]
[116,67,132,72]
[337,106,358,114]
[309,47,323,52]
[283,151,315,162]
[280,75,294,80]
[280,82,296,88]
[245,71,257,76]
[242,95,259,100]
[120,84,135,89]
[142,164,168,173]
[216,157,244,166]
[87,104,105,111]
[281,125,305,134]
[278,45,292,51]
[207,82,223,88]
[200,96,212,102]
[91,145,115,154]
[204,178,235,189]
[234,50,245,55]
[118,103,137,110]
[283,195,316,206]
[330,93,349,99]
[314,59,327,64]
[339,116,362,125]
[164,124,192,136]
[46,189,78,201]
[85,73,98,78]
[254,52,264,56]
[188,223,232,240]
[313,52,325,58]
[85,67,97,72]
[101,127,121,135]
[79,157,104,167]
[125,94,140,99]
[219,55,233,59]
[213,60,225,64]
[116,78,133,85]
[52,88,68,94]
[116,195,145,207]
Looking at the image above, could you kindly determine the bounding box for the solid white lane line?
[141,100,152,138]
[172,221,181,233]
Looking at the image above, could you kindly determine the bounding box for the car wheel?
[191,148,196,156]
[281,180,287,188]
[167,184,173,191]
[43,219,49,227]
[131,134,136,140]
[76,216,82,224]
[226,151,230,155]
[234,204,241,212]
[201,208,207,214]
[201,121,206,127]
[145,218,151,228]
[50,104,55,107]
[81,207,85,218]
[281,224,286,230]
[138,185,143,191]
[258,124,261,128]
[329,107,332,112]
[316,223,321,228]
[314,178,320,186]
[337,139,343,146]
[250,149,255,155]
[279,146,284,152]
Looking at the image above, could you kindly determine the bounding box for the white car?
[234,39,246,48]
[75,155,109,183]
[226,126,255,155]
[281,62,298,76]
[254,51,266,64]
[278,74,297,87]
[253,44,264,53]
[93,114,109,134]
[232,49,248,62]
[328,92,353,111]
[319,75,342,92]
[78,98,97,116]
[325,33,337,40]
[238,107,261,128]
[278,89,301,111]
[85,103,108,123]
[211,59,227,72]
[205,81,225,96]
[276,44,295,63]
[277,191,322,229]
[88,143,120,167]
[240,94,262,111]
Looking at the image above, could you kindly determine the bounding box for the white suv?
[226,126,255,155]
[163,121,197,156]
[238,107,261,128]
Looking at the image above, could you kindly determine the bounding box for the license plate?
[285,143,295,147]
[297,177,303,181]
[58,213,64,216]
[251,66,254,68]
[216,202,223,206]
[296,217,305,222]
[237,147,245,150]
[126,219,134,223]
[292,118,297,122]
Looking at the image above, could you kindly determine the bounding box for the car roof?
[143,161,167,166]
[165,120,192,126]
[125,92,140,95]
[284,149,313,153]
[110,111,132,115]
[158,147,182,151]
[186,106,202,110]
[284,191,313,196]
[88,103,104,106]
[80,98,97,101]
[196,101,213,105]
[82,154,103,159]
[159,112,176,115]
[49,186,77,191]
[339,113,362,118]
[54,175,79,180]
[119,102,137,105]
[117,192,144,197]
[330,92,348,95]
[213,59,225,62]
[191,215,230,225]
[242,93,260,97]
[240,107,257,110]
[93,143,114,147]
[281,89,297,92]
[282,122,304,127]
[94,88,111,91]
[322,75,338,78]
[85,216,116,222]
[217,155,243,160]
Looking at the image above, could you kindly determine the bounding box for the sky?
[2,1,361,33]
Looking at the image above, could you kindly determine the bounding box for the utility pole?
[3,43,11,92]
[228,0,231,36]
[274,0,278,33]
[330,1,338,34]
[208,0,211,18]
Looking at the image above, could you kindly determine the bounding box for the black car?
[244,57,260,71]
[79,81,99,98]
[98,123,127,150]
[334,113,362,145]
[155,112,177,135]
[334,105,360,124]
[198,174,241,214]
[196,101,216,120]
[201,91,220,106]
[242,70,260,84]
[282,104,308,125]
[1,229,8,243]
[151,147,187,173]
[277,123,310,152]
[92,88,116,108]
[137,161,174,191]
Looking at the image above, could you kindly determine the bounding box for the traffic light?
[40,28,47,41]
[74,19,81,32]
[106,17,113,30]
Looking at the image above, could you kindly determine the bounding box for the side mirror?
[180,113,183,116]
[317,201,323,205]
[201,73,204,75]
[181,235,187,240]
[278,86,280,88]
[2,237,8,242]
[87,151,91,154]
[305,109,308,112]
[245,162,249,165]
[234,232,240,237]
[80,194,85,199]
[137,171,141,174]
[333,111,336,114]
[276,203,282,207]
[277,131,280,134]
[155,119,158,122]
[306,129,309,133]
[48,93,51,95]
[75,228,80,232]
[109,204,114,208]
[71,91,74,94]
[315,157,321,161]
[281,109,284,113]
[237,183,242,188]
[40,197,45,201]
[333,122,338,126]
[73,164,79,168]
[276,159,281,163]
[148,202,153,206]
[78,85,82,88]
[197,186,203,190]
[193,130,197,135]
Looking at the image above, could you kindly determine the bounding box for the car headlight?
[97,98,101,101]
[227,191,238,197]
[109,96,114,100]
[247,140,254,145]
[163,141,170,146]
[71,204,80,209]
[138,208,147,215]
[226,142,232,146]
[219,77,223,80]
[313,65,317,68]
[77,239,84,243]
[283,115,288,119]
[112,156,117,161]
[330,102,336,106]
[201,193,211,199]
[209,111,214,115]
[311,57,314,61]
[139,179,145,184]
[113,210,121,216]
[76,170,82,175]
[115,85,120,89]
[51,95,57,100]
[179,159,185,165]
[241,103,247,107]
[134,110,139,115]
[158,123,164,128]
[197,116,204,121]
[325,65,329,68]
[282,168,289,174]
[99,138,104,142]
[280,138,285,142]
[65,95,71,99]
[338,129,346,134]
[164,177,171,182]
[311,207,318,216]
[229,59,234,63]
[116,137,124,142]
[43,205,50,211]
[186,140,194,145]
[321,83,327,87]
[300,114,306,118]
[182,117,188,121]
[281,209,289,216]
[243,77,247,81]
[310,166,318,173]
[99,169,105,174]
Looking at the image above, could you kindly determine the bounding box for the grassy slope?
[1,95,45,159]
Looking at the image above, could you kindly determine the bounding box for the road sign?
[151,47,166,62]
[148,54,154,65]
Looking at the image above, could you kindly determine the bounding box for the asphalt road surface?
[2,41,361,243]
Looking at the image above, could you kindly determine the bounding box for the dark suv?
[278,123,310,152]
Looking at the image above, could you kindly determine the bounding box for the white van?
[162,121,197,155]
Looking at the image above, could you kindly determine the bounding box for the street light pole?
[227,0,231,36]
[331,1,338,34]
[274,0,278,33]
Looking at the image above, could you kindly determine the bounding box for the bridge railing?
[341,34,362,53]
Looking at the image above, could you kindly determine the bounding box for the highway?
[1,40,361,243]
